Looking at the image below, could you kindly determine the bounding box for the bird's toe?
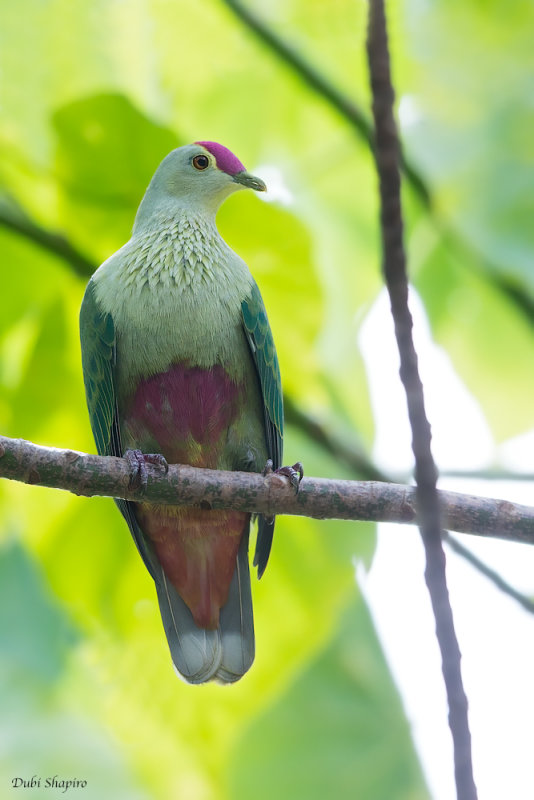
[124,449,168,490]
[273,462,304,494]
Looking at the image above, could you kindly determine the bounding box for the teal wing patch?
[241,281,283,469]
[79,279,156,580]
[242,281,283,577]
[79,279,119,457]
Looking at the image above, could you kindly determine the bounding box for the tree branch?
[0,194,94,277]
[366,3,477,798]
[1,435,534,545]
[222,0,431,207]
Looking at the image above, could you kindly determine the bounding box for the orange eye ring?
[192,154,210,171]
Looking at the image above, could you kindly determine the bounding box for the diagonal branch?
[222,0,431,207]
[443,532,534,614]
[366,3,478,798]
[1,435,534,546]
[222,0,534,329]
[0,194,94,277]
[284,395,389,482]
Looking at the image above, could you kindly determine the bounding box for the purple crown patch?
[195,141,246,175]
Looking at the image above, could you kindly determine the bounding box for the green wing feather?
[79,280,118,457]
[79,279,156,578]
[241,281,283,577]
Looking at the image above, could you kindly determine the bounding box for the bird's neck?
[133,184,221,235]
[124,206,232,293]
[133,205,218,241]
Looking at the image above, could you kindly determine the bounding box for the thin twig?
[366,3,478,798]
[1,435,534,546]
[441,469,534,482]
[444,533,534,614]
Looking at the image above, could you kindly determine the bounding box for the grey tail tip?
[157,525,255,684]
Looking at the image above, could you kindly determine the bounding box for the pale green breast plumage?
[80,209,283,466]
[91,211,254,392]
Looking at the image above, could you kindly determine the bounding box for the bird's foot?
[263,459,304,493]
[124,449,168,490]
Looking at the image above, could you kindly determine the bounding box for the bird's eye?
[192,154,210,171]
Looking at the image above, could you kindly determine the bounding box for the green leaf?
[53,93,181,258]
[402,0,534,293]
[0,540,78,685]
[227,597,430,800]
[218,193,324,401]
[415,234,534,440]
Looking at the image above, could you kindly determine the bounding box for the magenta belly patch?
[125,363,243,467]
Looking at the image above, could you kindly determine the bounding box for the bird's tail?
[154,525,255,684]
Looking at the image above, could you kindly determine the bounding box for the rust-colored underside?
[136,504,247,629]
[124,362,249,628]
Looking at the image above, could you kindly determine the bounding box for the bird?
[79,141,301,684]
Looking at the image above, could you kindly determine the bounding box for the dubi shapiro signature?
[11,776,87,793]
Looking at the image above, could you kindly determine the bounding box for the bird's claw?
[276,462,304,493]
[263,459,304,494]
[124,449,168,490]
[262,459,274,477]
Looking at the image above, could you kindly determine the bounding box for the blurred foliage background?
[1,0,533,798]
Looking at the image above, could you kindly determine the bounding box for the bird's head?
[136,142,266,224]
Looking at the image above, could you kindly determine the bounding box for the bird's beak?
[232,171,267,192]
